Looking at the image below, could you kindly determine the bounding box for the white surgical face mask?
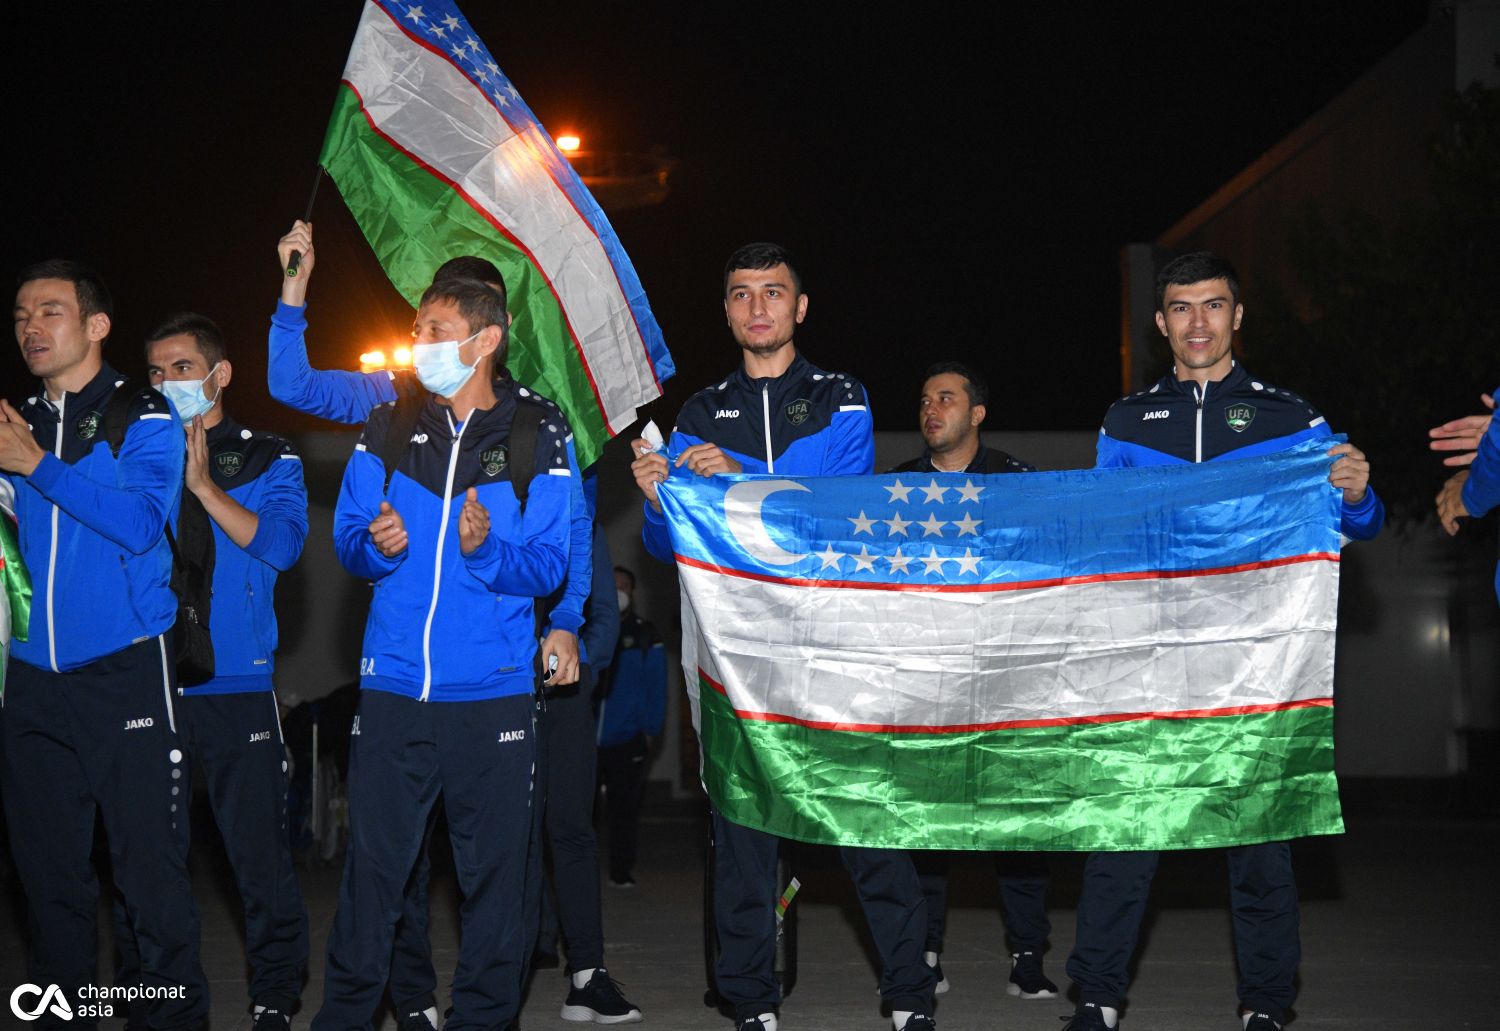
[616,589,630,613]
[161,362,222,422]
[412,331,482,397]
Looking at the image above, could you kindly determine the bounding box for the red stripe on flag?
[676,550,1339,594]
[368,0,663,401]
[698,670,1332,734]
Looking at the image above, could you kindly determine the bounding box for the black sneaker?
[923,949,949,995]
[736,1015,777,1031]
[253,1008,292,1031]
[1007,950,1059,998]
[396,1007,438,1031]
[560,968,643,1024]
[1062,1003,1118,1030]
[1243,1013,1282,1031]
[898,1014,937,1030]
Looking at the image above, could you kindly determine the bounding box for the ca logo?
[10,983,73,1021]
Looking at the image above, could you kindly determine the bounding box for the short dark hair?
[1155,251,1241,311]
[434,256,507,303]
[923,360,988,408]
[419,276,508,343]
[16,259,114,331]
[723,242,802,297]
[145,311,228,368]
[614,566,636,590]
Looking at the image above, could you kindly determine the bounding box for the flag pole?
[284,165,325,278]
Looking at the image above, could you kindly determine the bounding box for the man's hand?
[1436,471,1471,535]
[183,416,212,497]
[278,221,315,307]
[458,487,489,555]
[540,629,581,686]
[677,443,742,477]
[0,400,44,476]
[369,500,408,558]
[1327,441,1370,505]
[630,438,668,512]
[1428,393,1495,467]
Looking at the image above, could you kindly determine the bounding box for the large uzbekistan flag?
[319,0,674,467]
[657,438,1346,852]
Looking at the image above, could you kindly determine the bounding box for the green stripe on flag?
[319,85,612,466]
[699,675,1343,852]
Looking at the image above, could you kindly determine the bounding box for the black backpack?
[376,373,545,506]
[102,381,215,686]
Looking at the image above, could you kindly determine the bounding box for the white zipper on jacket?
[1193,383,1205,464]
[761,383,775,473]
[419,411,468,702]
[46,393,65,672]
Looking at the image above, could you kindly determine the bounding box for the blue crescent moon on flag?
[724,480,811,566]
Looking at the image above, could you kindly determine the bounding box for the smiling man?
[1063,252,1385,1031]
[630,243,937,1031]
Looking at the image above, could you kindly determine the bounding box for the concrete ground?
[1,787,1495,1030]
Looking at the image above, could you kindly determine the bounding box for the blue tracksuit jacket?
[180,416,308,695]
[334,386,572,702]
[268,299,594,647]
[1097,362,1384,540]
[597,612,666,748]
[641,351,874,562]
[5,366,183,672]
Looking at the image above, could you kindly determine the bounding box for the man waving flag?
[317,0,673,466]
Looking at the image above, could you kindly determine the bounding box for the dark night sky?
[3,2,1431,441]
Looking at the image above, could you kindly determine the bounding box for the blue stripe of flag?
[658,436,1344,586]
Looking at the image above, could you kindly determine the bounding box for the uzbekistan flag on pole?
[657,437,1346,852]
[319,0,674,467]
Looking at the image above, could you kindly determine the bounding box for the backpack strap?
[379,372,427,494]
[507,399,546,512]
[102,378,138,458]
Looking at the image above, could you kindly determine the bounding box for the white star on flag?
[815,545,843,571]
[465,36,481,52]
[957,479,984,503]
[919,513,946,537]
[883,511,912,537]
[954,548,981,575]
[848,511,876,535]
[486,61,499,73]
[885,480,913,504]
[431,25,447,38]
[952,513,982,536]
[442,14,460,29]
[885,548,913,574]
[921,479,948,504]
[921,548,948,576]
[495,91,510,105]
[506,84,520,98]
[451,45,467,59]
[851,546,878,572]
[405,6,425,23]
